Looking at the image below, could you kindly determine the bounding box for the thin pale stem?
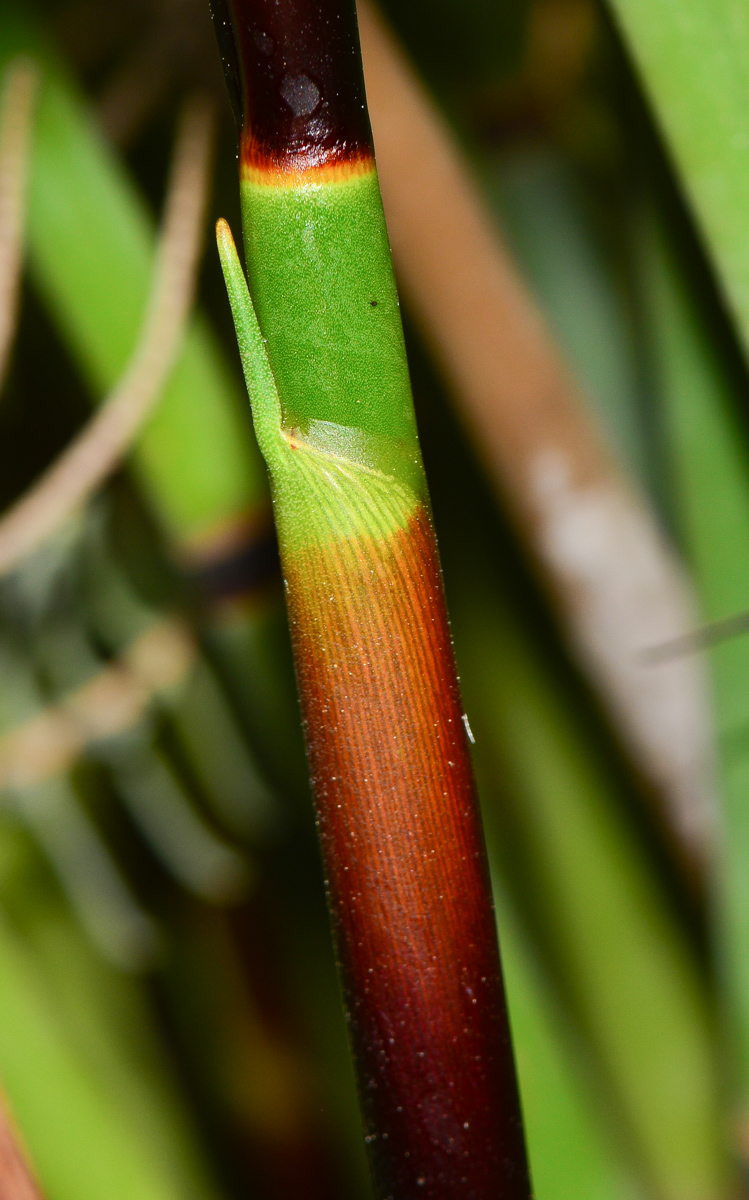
[0,93,214,575]
[0,618,195,788]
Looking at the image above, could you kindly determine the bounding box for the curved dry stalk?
[0,93,214,577]
[358,0,716,875]
[0,58,39,396]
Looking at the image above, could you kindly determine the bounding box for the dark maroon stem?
[209,0,373,169]
[285,509,532,1199]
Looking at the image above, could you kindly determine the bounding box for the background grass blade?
[637,201,749,1144]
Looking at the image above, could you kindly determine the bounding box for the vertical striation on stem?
[211,1,533,1194]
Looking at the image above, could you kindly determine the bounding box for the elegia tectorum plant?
[208,0,532,1195]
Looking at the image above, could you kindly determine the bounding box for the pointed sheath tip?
[215,216,233,246]
[215,218,243,276]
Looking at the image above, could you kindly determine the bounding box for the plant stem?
[211,0,532,1194]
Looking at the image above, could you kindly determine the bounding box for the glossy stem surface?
[211,0,532,1193]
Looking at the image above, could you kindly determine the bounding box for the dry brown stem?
[359,0,716,870]
[0,93,214,576]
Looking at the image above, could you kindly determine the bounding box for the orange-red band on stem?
[239,142,374,186]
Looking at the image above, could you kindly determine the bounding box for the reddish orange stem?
[285,509,530,1199]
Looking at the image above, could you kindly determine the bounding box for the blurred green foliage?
[0,0,745,1198]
